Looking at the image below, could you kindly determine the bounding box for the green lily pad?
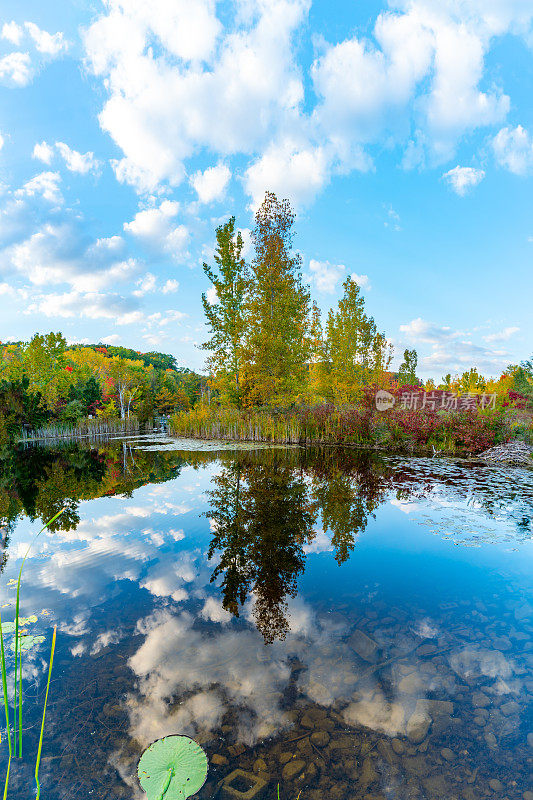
[137,735,208,800]
[1,616,37,635]
[10,634,45,653]
[1,622,15,634]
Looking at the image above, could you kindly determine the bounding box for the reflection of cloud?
[91,628,121,654]
[59,612,90,637]
[343,689,406,736]
[201,597,231,624]
[303,528,333,554]
[412,618,439,638]
[125,610,293,748]
[449,647,513,681]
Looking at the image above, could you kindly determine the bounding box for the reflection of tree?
[309,449,393,564]
[0,441,188,571]
[207,457,316,643]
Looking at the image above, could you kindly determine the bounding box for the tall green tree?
[242,192,311,406]
[321,277,391,404]
[397,348,418,386]
[201,217,247,406]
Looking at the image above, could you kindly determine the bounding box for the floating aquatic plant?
[10,634,45,653]
[137,735,208,800]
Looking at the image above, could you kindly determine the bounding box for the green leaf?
[137,736,208,800]
[1,615,37,634]
[1,622,15,634]
[10,635,45,653]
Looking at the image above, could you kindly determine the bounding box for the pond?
[0,435,532,800]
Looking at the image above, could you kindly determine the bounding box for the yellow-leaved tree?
[321,277,392,404]
[241,192,311,406]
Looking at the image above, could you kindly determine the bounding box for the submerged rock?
[282,759,306,781]
[406,701,431,743]
[348,629,380,663]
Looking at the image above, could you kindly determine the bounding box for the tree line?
[0,334,204,439]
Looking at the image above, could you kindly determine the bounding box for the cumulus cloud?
[308,259,345,294]
[124,200,189,258]
[83,0,311,194]
[0,52,32,87]
[162,279,179,294]
[133,272,157,297]
[191,163,231,203]
[205,285,218,305]
[6,222,137,291]
[15,171,62,204]
[0,22,68,87]
[492,125,533,175]
[32,141,54,164]
[56,142,100,174]
[24,22,68,56]
[244,139,332,210]
[80,0,532,206]
[442,165,485,195]
[1,22,23,46]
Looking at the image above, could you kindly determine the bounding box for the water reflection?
[0,438,531,800]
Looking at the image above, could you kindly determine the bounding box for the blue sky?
[0,0,531,379]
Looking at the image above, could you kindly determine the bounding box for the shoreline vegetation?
[18,415,142,443]
[168,404,530,457]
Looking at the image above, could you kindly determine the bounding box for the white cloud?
[492,125,533,175]
[83,0,310,194]
[191,164,231,203]
[32,141,54,164]
[124,200,189,258]
[400,317,455,344]
[56,142,100,175]
[351,272,371,290]
[308,259,344,294]
[399,317,515,377]
[4,217,138,294]
[133,272,157,297]
[205,285,218,305]
[442,165,485,195]
[24,22,68,57]
[15,172,62,204]
[0,52,32,87]
[245,138,332,209]
[0,132,4,152]
[28,290,142,325]
[1,22,23,45]
[81,0,533,206]
[162,279,179,294]
[483,326,519,343]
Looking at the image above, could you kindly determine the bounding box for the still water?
[0,436,532,800]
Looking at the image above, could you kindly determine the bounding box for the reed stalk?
[13,507,65,759]
[0,613,11,800]
[34,625,56,800]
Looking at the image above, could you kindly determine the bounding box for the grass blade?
[18,647,22,758]
[0,612,12,800]
[35,625,56,800]
[13,507,65,760]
